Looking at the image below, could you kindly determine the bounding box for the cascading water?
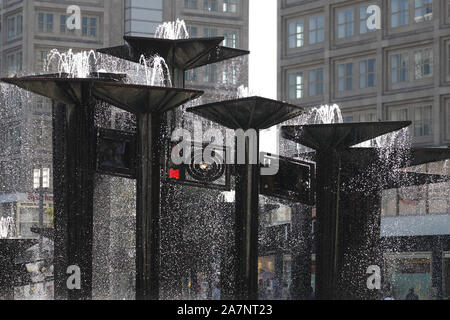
[45,49,172,87]
[0,217,14,239]
[46,49,97,78]
[155,19,190,40]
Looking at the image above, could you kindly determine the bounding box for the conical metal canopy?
[282,121,412,150]
[2,76,93,105]
[410,148,450,166]
[91,81,203,114]
[97,36,249,71]
[188,96,305,130]
[2,76,203,114]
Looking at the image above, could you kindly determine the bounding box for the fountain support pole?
[136,112,162,300]
[52,84,96,300]
[339,189,382,300]
[315,150,342,300]
[234,135,260,300]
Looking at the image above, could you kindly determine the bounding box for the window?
[309,16,324,44]
[222,68,237,85]
[34,120,52,148]
[414,105,432,137]
[203,64,217,82]
[204,28,218,37]
[389,108,408,121]
[391,0,409,27]
[17,14,23,35]
[360,112,376,122]
[184,0,198,9]
[7,51,22,75]
[60,15,75,34]
[448,44,450,76]
[224,30,238,48]
[223,0,237,13]
[7,16,15,38]
[414,48,433,80]
[36,50,49,73]
[186,26,198,37]
[7,13,22,39]
[60,15,66,33]
[7,126,21,148]
[414,0,432,23]
[204,0,218,11]
[288,72,304,99]
[344,115,354,123]
[309,68,323,96]
[185,69,198,81]
[360,5,376,34]
[447,101,450,137]
[82,17,98,37]
[288,19,304,48]
[38,13,54,32]
[360,58,376,88]
[391,53,409,84]
[337,8,354,39]
[338,63,353,92]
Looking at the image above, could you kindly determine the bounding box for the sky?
[249,0,278,153]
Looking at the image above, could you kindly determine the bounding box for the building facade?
[278,0,450,149]
[0,0,124,239]
[277,0,450,300]
[125,0,163,37]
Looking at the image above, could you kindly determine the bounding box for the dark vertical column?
[339,189,382,300]
[158,66,184,299]
[66,86,96,300]
[315,150,342,300]
[432,237,443,300]
[136,112,161,300]
[0,245,14,300]
[52,101,68,300]
[52,84,96,300]
[220,203,236,300]
[234,135,260,300]
[290,204,312,300]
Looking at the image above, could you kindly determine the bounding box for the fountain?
[97,19,250,88]
[282,121,450,300]
[2,72,203,300]
[188,97,304,299]
[0,18,251,300]
[2,17,448,301]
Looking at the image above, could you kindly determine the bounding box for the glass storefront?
[258,255,275,300]
[384,252,432,300]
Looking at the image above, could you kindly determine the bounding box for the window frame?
[37,12,54,33]
[387,102,434,144]
[390,0,410,28]
[359,58,377,89]
[309,15,324,45]
[288,18,305,49]
[288,71,304,100]
[337,62,354,92]
[223,0,238,13]
[413,48,433,80]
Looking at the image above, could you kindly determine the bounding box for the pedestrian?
[258,279,266,300]
[282,281,290,300]
[405,287,419,300]
[212,282,221,300]
[310,286,315,300]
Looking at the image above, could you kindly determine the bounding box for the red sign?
[27,194,54,202]
[170,169,180,180]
